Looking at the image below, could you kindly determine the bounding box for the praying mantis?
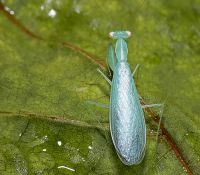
[90,31,163,165]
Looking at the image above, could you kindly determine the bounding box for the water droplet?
[90,19,99,30]
[40,5,44,10]
[4,6,10,11]
[57,141,62,146]
[57,165,75,172]
[88,145,92,150]
[74,5,81,14]
[43,148,47,152]
[4,6,14,15]
[76,87,87,92]
[10,10,14,15]
[48,9,56,18]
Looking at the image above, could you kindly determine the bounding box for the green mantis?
[89,31,164,165]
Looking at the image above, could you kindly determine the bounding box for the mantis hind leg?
[155,104,164,146]
[143,103,165,152]
[142,103,164,142]
[142,104,163,108]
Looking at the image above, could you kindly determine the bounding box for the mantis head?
[109,31,131,62]
[109,31,131,39]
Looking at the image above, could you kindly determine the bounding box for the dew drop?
[10,10,14,15]
[88,145,92,150]
[48,9,56,18]
[40,5,44,10]
[57,141,62,146]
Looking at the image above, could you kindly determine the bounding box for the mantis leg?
[107,44,116,71]
[148,104,164,147]
[132,64,140,77]
[96,44,114,85]
[142,103,164,149]
[142,103,163,108]
[153,104,164,145]
[97,68,111,85]
[86,100,109,109]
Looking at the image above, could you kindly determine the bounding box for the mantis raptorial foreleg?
[107,44,116,71]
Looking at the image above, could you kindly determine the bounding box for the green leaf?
[0,0,199,174]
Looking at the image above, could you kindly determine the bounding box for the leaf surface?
[0,0,199,174]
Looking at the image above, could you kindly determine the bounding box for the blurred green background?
[0,0,199,174]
